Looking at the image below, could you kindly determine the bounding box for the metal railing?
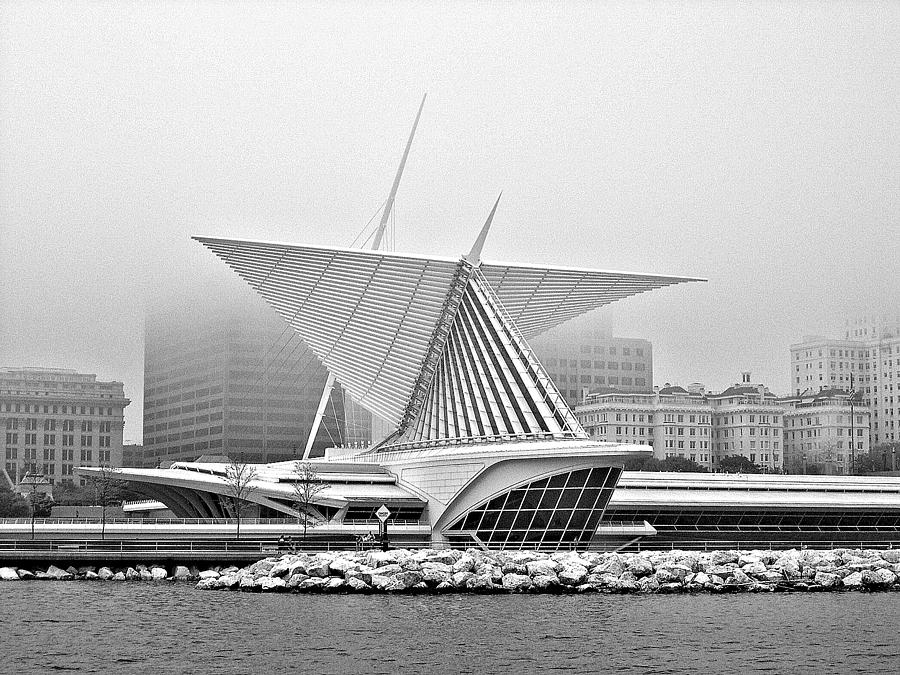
[0,517,396,526]
[619,539,900,552]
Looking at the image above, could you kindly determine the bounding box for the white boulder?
[0,567,19,581]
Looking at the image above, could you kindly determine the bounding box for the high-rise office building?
[142,298,350,465]
[0,367,129,486]
[530,322,653,408]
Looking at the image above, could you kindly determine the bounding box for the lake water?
[2,584,898,674]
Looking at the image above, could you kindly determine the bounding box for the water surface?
[3,584,898,674]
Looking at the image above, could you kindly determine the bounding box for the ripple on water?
[2,585,900,674]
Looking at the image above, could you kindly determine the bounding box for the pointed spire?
[373,93,427,250]
[466,192,502,264]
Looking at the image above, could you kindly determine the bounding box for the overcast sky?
[2,1,898,442]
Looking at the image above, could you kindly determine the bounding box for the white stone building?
[779,389,869,475]
[1,367,129,487]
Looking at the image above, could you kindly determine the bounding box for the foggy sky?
[2,1,898,442]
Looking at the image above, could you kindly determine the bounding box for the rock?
[435,580,455,592]
[66,566,79,577]
[613,577,640,593]
[738,554,761,566]
[324,578,345,591]
[326,557,356,576]
[196,577,218,590]
[726,569,751,587]
[382,577,410,592]
[269,560,294,578]
[239,575,259,590]
[218,573,241,589]
[451,571,474,588]
[84,571,99,581]
[198,570,220,580]
[172,566,192,581]
[112,572,126,581]
[690,572,710,587]
[874,568,897,586]
[501,573,532,592]
[347,577,371,592]
[451,555,475,574]
[17,569,34,580]
[97,567,114,580]
[814,571,842,588]
[151,567,168,581]
[248,559,276,577]
[426,549,461,565]
[881,549,900,564]
[0,567,20,581]
[592,559,625,577]
[305,562,332,578]
[575,583,597,593]
[705,565,736,579]
[742,562,768,577]
[370,563,403,577]
[757,570,784,583]
[558,564,588,586]
[259,577,287,592]
[368,575,394,591]
[367,550,400,567]
[710,550,740,565]
[772,557,800,579]
[46,565,74,580]
[286,573,310,589]
[526,559,560,577]
[862,569,896,589]
[465,573,497,592]
[501,561,529,576]
[422,561,453,575]
[139,569,154,581]
[531,574,561,591]
[638,576,660,593]
[842,572,864,589]
[655,568,677,584]
[393,571,424,588]
[627,558,654,578]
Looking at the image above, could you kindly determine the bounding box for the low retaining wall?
[5,547,900,593]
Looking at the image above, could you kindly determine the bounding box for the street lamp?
[802,453,807,475]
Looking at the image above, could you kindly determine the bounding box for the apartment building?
[791,313,900,446]
[576,384,713,469]
[779,389,869,475]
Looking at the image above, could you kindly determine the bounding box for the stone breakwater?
[3,548,900,593]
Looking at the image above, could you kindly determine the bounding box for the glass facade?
[607,507,900,533]
[445,467,621,550]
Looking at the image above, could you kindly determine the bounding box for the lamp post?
[849,374,856,475]
[802,453,807,475]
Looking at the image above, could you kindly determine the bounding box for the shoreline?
[3,547,900,593]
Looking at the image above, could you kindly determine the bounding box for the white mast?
[302,94,426,459]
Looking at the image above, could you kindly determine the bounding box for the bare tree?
[820,438,839,475]
[86,464,122,540]
[292,461,328,542]
[224,459,259,539]
[21,473,52,540]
